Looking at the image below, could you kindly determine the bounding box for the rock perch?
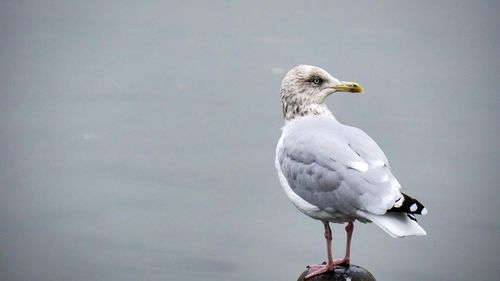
[297,264,376,281]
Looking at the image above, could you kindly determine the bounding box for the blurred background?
[0,1,499,280]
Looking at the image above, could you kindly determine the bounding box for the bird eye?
[312,78,322,84]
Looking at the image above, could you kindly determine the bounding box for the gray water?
[1,1,499,281]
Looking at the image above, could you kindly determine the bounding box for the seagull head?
[280,65,363,120]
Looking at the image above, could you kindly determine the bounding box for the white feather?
[349,161,369,172]
[357,211,427,238]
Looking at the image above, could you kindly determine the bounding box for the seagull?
[275,65,427,279]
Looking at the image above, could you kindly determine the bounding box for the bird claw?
[304,263,335,279]
[333,257,350,265]
[305,258,351,279]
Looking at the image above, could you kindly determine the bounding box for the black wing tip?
[388,193,428,216]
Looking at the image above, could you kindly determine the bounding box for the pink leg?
[340,222,354,264]
[305,222,335,278]
[332,222,354,265]
[305,222,355,279]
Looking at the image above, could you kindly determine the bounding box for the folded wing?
[277,116,426,237]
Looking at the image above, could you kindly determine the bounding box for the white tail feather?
[357,211,427,238]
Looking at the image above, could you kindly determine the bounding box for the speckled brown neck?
[281,88,332,121]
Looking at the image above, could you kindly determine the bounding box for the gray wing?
[278,118,401,215]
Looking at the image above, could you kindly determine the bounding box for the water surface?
[1,1,499,280]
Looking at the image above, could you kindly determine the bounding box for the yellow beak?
[333,82,364,93]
